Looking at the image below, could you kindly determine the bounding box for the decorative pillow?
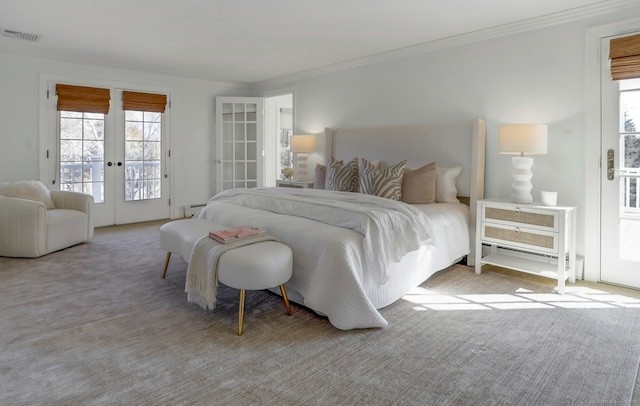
[325,157,359,192]
[401,162,437,204]
[0,180,56,209]
[360,158,406,200]
[436,166,463,203]
[358,159,381,173]
[314,164,326,189]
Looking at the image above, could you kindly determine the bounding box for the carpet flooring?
[1,220,640,405]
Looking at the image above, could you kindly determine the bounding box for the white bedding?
[195,187,469,329]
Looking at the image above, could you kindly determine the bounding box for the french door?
[215,97,264,194]
[50,84,171,227]
[600,37,640,288]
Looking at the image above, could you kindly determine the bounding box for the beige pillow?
[401,162,437,204]
[0,180,56,209]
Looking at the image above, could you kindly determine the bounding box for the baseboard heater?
[183,204,206,217]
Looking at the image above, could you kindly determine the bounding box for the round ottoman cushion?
[218,241,293,291]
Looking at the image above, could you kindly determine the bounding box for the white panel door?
[215,97,264,194]
[600,37,640,288]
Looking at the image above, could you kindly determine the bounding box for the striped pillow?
[325,157,359,192]
[360,158,406,200]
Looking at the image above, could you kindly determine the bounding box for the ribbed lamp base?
[510,156,534,204]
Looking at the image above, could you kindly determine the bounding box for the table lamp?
[498,124,548,204]
[290,135,316,182]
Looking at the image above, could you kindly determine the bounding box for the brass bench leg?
[237,286,291,336]
[280,284,292,316]
[161,252,172,279]
[238,289,246,336]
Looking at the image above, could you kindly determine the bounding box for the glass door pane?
[216,98,263,192]
[124,111,162,201]
[59,111,105,203]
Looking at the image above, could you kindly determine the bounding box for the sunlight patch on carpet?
[402,285,640,311]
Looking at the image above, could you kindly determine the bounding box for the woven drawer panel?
[485,226,554,249]
[485,207,555,228]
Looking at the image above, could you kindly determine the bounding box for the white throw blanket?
[206,187,433,285]
[185,234,277,310]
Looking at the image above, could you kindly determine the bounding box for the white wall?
[0,52,250,219]
[254,10,640,260]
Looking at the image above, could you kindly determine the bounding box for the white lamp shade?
[498,124,548,155]
[290,135,317,152]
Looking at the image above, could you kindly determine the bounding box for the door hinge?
[46,150,49,159]
[168,198,171,206]
[46,90,49,99]
[168,149,171,157]
[168,100,172,108]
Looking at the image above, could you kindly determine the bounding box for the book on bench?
[209,226,265,244]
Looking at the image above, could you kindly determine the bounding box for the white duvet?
[195,187,468,329]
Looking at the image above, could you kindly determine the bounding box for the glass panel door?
[114,90,170,225]
[600,38,640,288]
[55,87,170,227]
[216,97,264,193]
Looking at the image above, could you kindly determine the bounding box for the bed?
[195,119,486,329]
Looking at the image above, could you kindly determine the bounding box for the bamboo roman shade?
[122,91,167,113]
[610,33,640,80]
[56,84,111,114]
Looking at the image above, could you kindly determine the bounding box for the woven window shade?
[610,33,640,80]
[122,91,167,113]
[56,84,111,114]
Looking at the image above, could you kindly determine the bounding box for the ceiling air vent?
[2,29,39,42]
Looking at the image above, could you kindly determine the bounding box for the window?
[620,78,640,213]
[124,111,162,200]
[59,111,106,202]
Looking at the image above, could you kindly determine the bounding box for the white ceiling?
[0,0,634,84]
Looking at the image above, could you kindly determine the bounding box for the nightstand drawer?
[481,223,557,254]
[483,205,558,232]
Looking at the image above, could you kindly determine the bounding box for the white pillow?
[0,180,56,209]
[435,166,462,203]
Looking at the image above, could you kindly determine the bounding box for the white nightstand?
[475,199,576,294]
[276,180,314,189]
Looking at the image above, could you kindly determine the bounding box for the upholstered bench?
[160,219,293,335]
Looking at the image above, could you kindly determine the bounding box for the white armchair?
[0,181,94,258]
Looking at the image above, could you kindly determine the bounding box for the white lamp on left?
[498,124,548,204]
[290,135,316,182]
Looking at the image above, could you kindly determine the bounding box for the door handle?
[607,149,615,181]
[117,162,123,167]
[107,162,113,167]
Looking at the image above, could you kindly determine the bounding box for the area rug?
[1,220,639,405]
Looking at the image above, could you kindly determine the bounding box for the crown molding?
[252,0,639,91]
